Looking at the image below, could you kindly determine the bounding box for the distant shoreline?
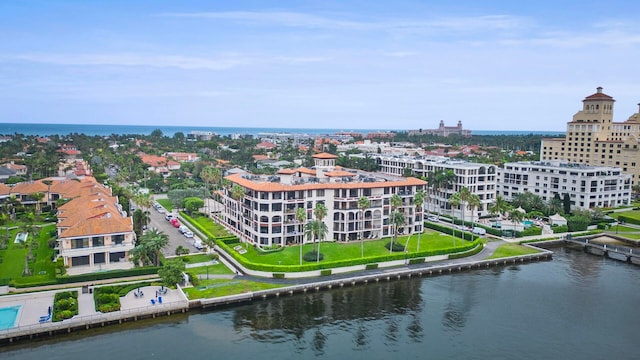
[0,122,565,137]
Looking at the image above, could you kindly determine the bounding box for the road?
[147,204,204,257]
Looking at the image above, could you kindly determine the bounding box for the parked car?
[193,240,203,250]
[472,227,487,235]
[170,218,180,228]
[178,225,188,234]
[183,231,194,238]
[165,214,174,221]
[427,215,439,222]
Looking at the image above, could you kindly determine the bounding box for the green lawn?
[612,232,640,240]
[487,243,541,259]
[156,198,173,211]
[0,224,57,285]
[190,215,231,237]
[183,278,284,299]
[605,224,640,233]
[236,230,472,266]
[608,210,640,221]
[177,253,216,264]
[186,262,235,276]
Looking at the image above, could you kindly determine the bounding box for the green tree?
[488,195,511,218]
[296,207,306,265]
[410,189,426,252]
[426,169,455,217]
[313,203,328,262]
[389,194,403,253]
[562,193,571,214]
[158,259,185,286]
[131,228,169,266]
[358,196,370,257]
[184,197,204,215]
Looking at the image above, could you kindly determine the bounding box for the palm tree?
[389,194,403,253]
[230,184,245,233]
[357,196,370,257]
[412,189,426,252]
[488,195,510,219]
[304,219,318,253]
[42,179,53,208]
[507,209,525,237]
[137,228,169,266]
[296,207,306,265]
[467,193,481,230]
[427,170,455,218]
[449,192,461,242]
[314,203,328,262]
[29,192,45,215]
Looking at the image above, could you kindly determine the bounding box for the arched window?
[260,216,269,223]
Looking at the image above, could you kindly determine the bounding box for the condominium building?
[373,154,498,221]
[498,161,631,210]
[221,153,427,247]
[0,177,136,274]
[540,87,640,184]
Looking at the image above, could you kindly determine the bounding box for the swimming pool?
[522,220,534,227]
[0,305,21,330]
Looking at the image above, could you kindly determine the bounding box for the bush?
[56,267,159,284]
[303,251,323,262]
[385,241,405,252]
[98,303,120,312]
[175,245,190,256]
[552,225,569,233]
[272,273,285,279]
[53,291,78,322]
[187,271,200,287]
[365,263,378,270]
[408,258,425,265]
[320,269,332,276]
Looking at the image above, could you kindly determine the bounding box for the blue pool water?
[523,220,533,226]
[0,306,20,330]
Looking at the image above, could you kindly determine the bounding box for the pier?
[564,235,640,265]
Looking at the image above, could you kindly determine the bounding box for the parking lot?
[147,202,204,257]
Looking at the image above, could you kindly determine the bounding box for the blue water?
[0,123,565,137]
[0,306,20,330]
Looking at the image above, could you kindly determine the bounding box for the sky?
[1,0,640,131]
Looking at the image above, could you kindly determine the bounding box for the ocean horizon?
[0,123,565,137]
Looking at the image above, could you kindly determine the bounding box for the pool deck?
[0,284,189,340]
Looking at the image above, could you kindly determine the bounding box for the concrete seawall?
[1,249,552,345]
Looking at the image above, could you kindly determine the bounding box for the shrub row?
[552,225,569,233]
[56,267,159,284]
[424,222,479,241]
[179,212,211,240]
[216,237,482,273]
[617,214,640,226]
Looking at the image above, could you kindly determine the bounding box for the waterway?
[2,246,638,359]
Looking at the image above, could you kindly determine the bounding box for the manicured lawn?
[605,224,640,233]
[608,210,640,221]
[177,253,216,264]
[189,215,231,237]
[236,230,473,266]
[0,224,56,285]
[183,278,284,299]
[186,262,234,276]
[156,198,173,211]
[487,243,540,259]
[614,233,640,240]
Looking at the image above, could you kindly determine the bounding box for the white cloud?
[159,11,530,33]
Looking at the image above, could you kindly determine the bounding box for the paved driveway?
[147,205,203,257]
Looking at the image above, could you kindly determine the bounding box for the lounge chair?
[158,296,162,304]
[39,314,51,323]
[150,299,156,305]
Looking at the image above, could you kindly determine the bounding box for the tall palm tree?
[488,195,510,219]
[357,196,370,257]
[427,170,455,218]
[449,192,461,243]
[314,203,328,262]
[230,184,245,232]
[411,189,426,252]
[467,193,481,231]
[296,207,306,265]
[138,228,169,266]
[42,179,53,208]
[389,194,403,253]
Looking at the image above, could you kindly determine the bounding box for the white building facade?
[498,161,631,210]
[221,153,427,247]
[374,154,498,221]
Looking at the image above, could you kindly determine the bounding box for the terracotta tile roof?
[296,167,317,175]
[324,170,357,177]
[277,168,297,175]
[253,154,270,161]
[0,183,11,195]
[226,173,426,192]
[312,152,339,159]
[255,141,276,149]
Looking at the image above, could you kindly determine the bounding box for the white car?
[178,225,188,234]
[183,231,194,238]
[427,215,439,222]
[193,240,203,249]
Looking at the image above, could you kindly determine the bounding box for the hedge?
[56,266,159,284]
[408,258,425,265]
[179,212,213,240]
[617,214,640,226]
[216,237,483,273]
[320,269,332,276]
[365,263,379,270]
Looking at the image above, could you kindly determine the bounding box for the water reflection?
[231,278,425,352]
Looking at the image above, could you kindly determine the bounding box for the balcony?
[59,242,134,257]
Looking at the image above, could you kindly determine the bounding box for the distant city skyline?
[1,1,640,131]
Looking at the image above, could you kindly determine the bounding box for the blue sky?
[2,0,640,131]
